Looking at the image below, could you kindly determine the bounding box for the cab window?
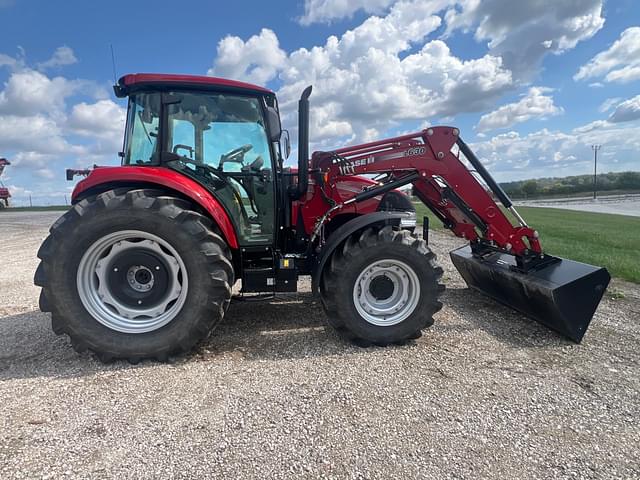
[124,93,160,165]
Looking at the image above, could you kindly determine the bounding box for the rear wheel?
[320,226,444,345]
[35,189,234,362]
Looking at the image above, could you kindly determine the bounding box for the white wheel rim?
[77,230,188,334]
[353,259,420,327]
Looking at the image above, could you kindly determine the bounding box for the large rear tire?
[320,226,444,345]
[34,189,234,362]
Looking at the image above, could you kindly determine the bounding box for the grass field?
[414,204,640,283]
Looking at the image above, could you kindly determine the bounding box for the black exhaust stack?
[289,85,312,200]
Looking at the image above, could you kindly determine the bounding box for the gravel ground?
[1,211,639,479]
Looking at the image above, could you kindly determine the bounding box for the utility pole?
[591,144,601,200]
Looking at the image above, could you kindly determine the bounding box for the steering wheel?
[220,144,253,168]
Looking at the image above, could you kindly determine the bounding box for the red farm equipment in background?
[0,158,10,208]
[33,74,610,362]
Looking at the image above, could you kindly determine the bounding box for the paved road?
[1,211,639,479]
[516,194,640,217]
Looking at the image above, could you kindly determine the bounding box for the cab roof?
[115,73,273,98]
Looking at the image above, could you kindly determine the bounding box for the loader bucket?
[449,246,611,342]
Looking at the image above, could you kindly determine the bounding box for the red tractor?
[35,74,610,362]
[0,158,10,208]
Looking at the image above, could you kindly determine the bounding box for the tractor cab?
[115,74,287,247]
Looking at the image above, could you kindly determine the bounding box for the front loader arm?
[313,127,541,259]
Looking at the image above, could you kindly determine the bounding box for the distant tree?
[499,170,639,199]
[597,175,614,191]
[501,183,523,197]
[616,171,640,190]
[522,180,539,198]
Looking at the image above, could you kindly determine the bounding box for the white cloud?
[0,47,125,193]
[68,99,126,147]
[208,28,287,85]
[0,114,82,155]
[0,52,20,69]
[571,119,610,134]
[213,1,512,148]
[7,185,33,197]
[608,95,640,123]
[0,69,83,117]
[36,46,78,71]
[299,0,395,25]
[472,120,640,181]
[476,87,563,132]
[574,27,640,84]
[598,97,622,113]
[211,0,608,154]
[445,0,604,79]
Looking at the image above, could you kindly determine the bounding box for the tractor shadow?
[440,287,572,348]
[198,292,358,360]
[0,293,359,380]
[0,289,572,381]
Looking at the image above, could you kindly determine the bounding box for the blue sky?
[0,0,639,205]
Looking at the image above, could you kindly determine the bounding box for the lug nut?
[113,267,118,272]
[155,266,160,270]
[137,300,142,305]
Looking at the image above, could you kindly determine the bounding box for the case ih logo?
[404,146,426,156]
[338,156,375,175]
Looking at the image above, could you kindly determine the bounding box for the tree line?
[499,171,640,199]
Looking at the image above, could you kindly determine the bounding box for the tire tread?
[34,189,233,363]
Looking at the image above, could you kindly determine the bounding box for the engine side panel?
[292,174,410,235]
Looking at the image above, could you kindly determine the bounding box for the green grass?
[414,203,640,283]
[0,205,69,212]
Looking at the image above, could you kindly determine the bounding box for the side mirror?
[281,130,291,159]
[265,106,281,142]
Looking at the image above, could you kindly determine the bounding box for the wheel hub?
[77,231,188,333]
[369,274,395,300]
[130,265,154,290]
[353,259,421,327]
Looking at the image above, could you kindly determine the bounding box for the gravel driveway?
[1,211,639,479]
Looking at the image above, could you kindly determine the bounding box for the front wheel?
[320,226,444,345]
[35,189,234,362]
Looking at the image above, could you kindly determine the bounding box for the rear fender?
[72,166,239,249]
[311,211,411,293]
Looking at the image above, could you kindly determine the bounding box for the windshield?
[166,92,270,172]
[124,93,160,165]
